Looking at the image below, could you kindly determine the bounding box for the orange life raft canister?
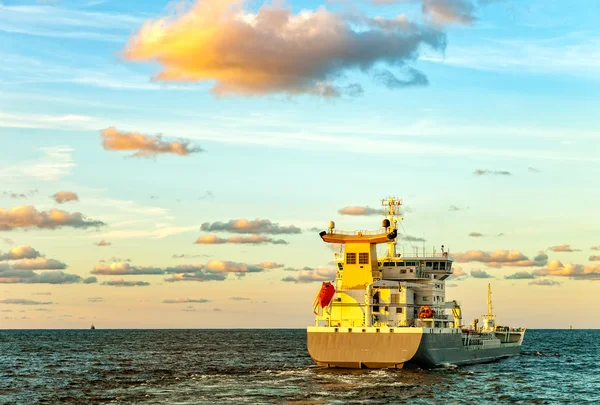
[317,282,335,308]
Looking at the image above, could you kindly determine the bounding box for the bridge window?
[433,262,439,270]
[359,253,369,264]
[383,261,393,266]
[439,262,446,270]
[346,253,356,264]
[397,262,405,267]
[426,261,432,267]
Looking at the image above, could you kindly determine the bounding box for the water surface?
[1,329,597,404]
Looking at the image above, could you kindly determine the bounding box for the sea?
[0,329,598,404]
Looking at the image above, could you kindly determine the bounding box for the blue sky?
[0,0,599,328]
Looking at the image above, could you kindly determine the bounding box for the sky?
[0,0,599,329]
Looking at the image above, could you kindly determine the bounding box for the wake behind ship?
[307,196,525,369]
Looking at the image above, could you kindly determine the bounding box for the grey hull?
[307,328,523,369]
[408,332,522,368]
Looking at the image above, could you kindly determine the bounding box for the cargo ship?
[308,196,525,369]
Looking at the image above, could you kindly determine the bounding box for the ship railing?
[401,252,451,259]
[328,229,388,236]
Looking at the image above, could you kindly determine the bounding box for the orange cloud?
[123,0,444,97]
[422,0,475,25]
[162,298,210,304]
[281,267,336,283]
[0,245,41,261]
[533,260,600,280]
[194,234,288,245]
[51,191,79,204]
[0,205,104,231]
[9,258,66,270]
[590,256,600,261]
[92,262,163,275]
[549,244,581,252]
[200,218,300,235]
[94,240,112,247]
[452,250,548,268]
[256,262,284,270]
[164,259,280,282]
[338,206,380,216]
[101,127,203,157]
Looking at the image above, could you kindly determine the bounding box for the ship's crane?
[482,283,496,332]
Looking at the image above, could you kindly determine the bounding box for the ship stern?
[307,326,423,369]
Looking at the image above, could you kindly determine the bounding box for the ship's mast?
[487,283,494,319]
[381,196,403,258]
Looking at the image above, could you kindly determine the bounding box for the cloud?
[338,206,381,216]
[88,297,104,303]
[83,276,98,284]
[468,232,484,238]
[0,205,105,231]
[101,278,150,287]
[96,259,282,282]
[204,260,271,273]
[257,262,284,270]
[328,243,343,252]
[528,167,540,173]
[449,205,467,211]
[164,271,227,282]
[470,269,493,278]
[1,237,15,245]
[373,67,428,89]
[452,250,548,268]
[0,270,90,284]
[123,0,445,97]
[474,169,512,176]
[533,260,600,280]
[283,266,314,272]
[230,297,250,301]
[0,245,41,260]
[590,256,600,262]
[200,219,301,235]
[0,146,75,182]
[504,271,535,280]
[529,279,561,287]
[92,262,163,275]
[9,258,67,270]
[281,267,336,283]
[100,127,204,157]
[172,253,211,259]
[549,244,581,253]
[52,191,79,204]
[448,265,468,280]
[592,246,600,251]
[95,240,112,247]
[422,0,475,25]
[162,298,211,304]
[3,190,38,200]
[194,235,288,245]
[0,299,53,305]
[400,234,426,242]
